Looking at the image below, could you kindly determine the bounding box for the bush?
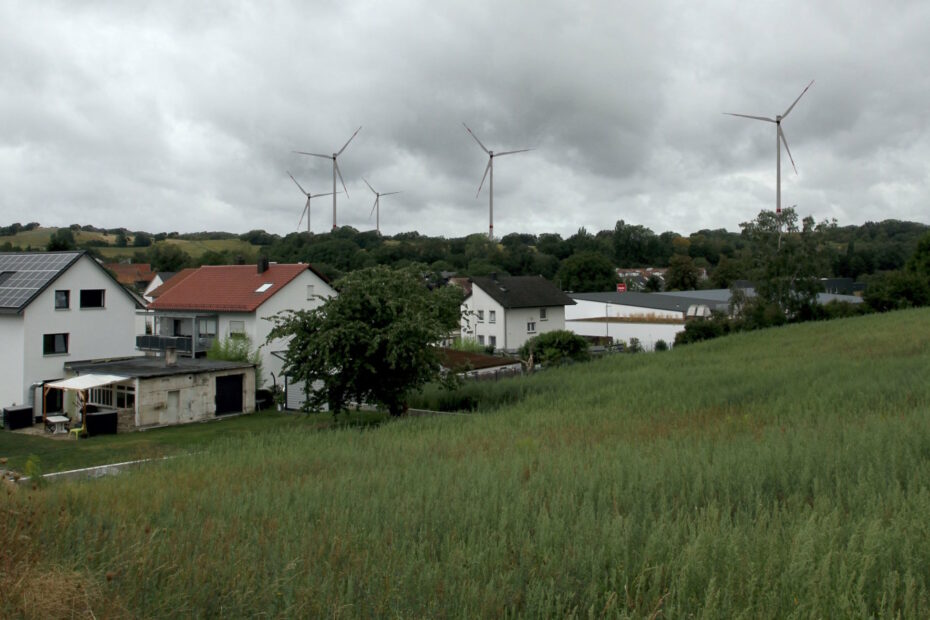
[654,339,668,352]
[519,330,590,366]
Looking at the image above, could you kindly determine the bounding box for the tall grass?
[3,309,930,617]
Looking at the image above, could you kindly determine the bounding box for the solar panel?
[0,252,82,311]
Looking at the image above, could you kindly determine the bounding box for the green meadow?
[3,309,930,617]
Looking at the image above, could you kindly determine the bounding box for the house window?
[489,335,496,348]
[55,290,70,309]
[539,308,548,321]
[80,289,105,308]
[116,385,135,408]
[43,333,69,355]
[306,285,315,300]
[229,320,246,338]
[527,322,536,334]
[489,310,496,323]
[478,335,485,345]
[198,318,217,337]
[477,310,484,322]
[89,387,113,407]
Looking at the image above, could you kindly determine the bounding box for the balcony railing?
[136,335,215,355]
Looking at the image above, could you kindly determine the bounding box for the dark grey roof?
[572,287,863,312]
[66,356,254,379]
[570,291,728,313]
[471,275,575,309]
[0,251,83,313]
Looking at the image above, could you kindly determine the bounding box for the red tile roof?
[148,264,312,312]
[104,263,156,286]
[147,268,197,299]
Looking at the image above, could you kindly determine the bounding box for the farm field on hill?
[3,309,930,617]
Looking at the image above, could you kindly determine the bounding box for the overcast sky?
[2,1,929,239]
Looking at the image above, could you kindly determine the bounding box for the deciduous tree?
[267,265,463,416]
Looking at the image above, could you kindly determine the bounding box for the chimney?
[165,345,178,367]
[257,257,270,274]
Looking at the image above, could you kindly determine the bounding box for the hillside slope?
[3,309,930,617]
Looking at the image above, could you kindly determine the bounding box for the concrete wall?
[19,255,139,408]
[0,315,25,408]
[135,368,255,428]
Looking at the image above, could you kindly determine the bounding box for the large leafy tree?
[556,251,617,292]
[739,208,833,320]
[267,265,463,416]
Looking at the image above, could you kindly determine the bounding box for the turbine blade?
[370,197,378,218]
[362,177,376,194]
[297,202,309,231]
[335,161,349,197]
[336,126,362,156]
[495,148,532,156]
[310,191,336,198]
[293,151,332,159]
[779,126,798,175]
[723,112,776,123]
[476,159,491,197]
[463,123,490,154]
[782,80,814,118]
[287,171,309,196]
[381,191,401,197]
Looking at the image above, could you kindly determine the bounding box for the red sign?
[616,282,627,292]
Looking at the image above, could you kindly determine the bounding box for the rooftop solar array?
[0,252,82,311]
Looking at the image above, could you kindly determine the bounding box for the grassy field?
[3,309,930,617]
[0,227,258,260]
[0,410,386,475]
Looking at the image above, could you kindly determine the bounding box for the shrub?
[519,330,590,366]
[654,339,668,351]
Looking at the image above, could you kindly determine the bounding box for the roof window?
[255,283,273,293]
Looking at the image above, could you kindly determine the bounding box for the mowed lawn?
[3,309,930,618]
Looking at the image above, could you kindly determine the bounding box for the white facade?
[565,298,685,351]
[150,269,335,389]
[462,284,568,352]
[1,255,140,409]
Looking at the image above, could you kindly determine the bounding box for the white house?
[461,275,575,353]
[141,259,335,393]
[0,251,143,413]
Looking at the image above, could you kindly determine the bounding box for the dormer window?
[255,283,273,293]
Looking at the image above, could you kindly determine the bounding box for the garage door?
[215,374,243,415]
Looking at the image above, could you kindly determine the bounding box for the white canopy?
[45,374,129,391]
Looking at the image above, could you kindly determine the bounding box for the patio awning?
[45,374,130,391]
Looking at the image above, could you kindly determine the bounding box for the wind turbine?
[294,126,362,231]
[363,178,400,235]
[287,172,337,234]
[463,123,532,239]
[724,80,814,213]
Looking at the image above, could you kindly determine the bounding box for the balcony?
[136,334,215,356]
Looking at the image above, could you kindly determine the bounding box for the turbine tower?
[287,172,336,234]
[463,123,532,239]
[294,126,362,231]
[724,80,814,213]
[363,178,401,235]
